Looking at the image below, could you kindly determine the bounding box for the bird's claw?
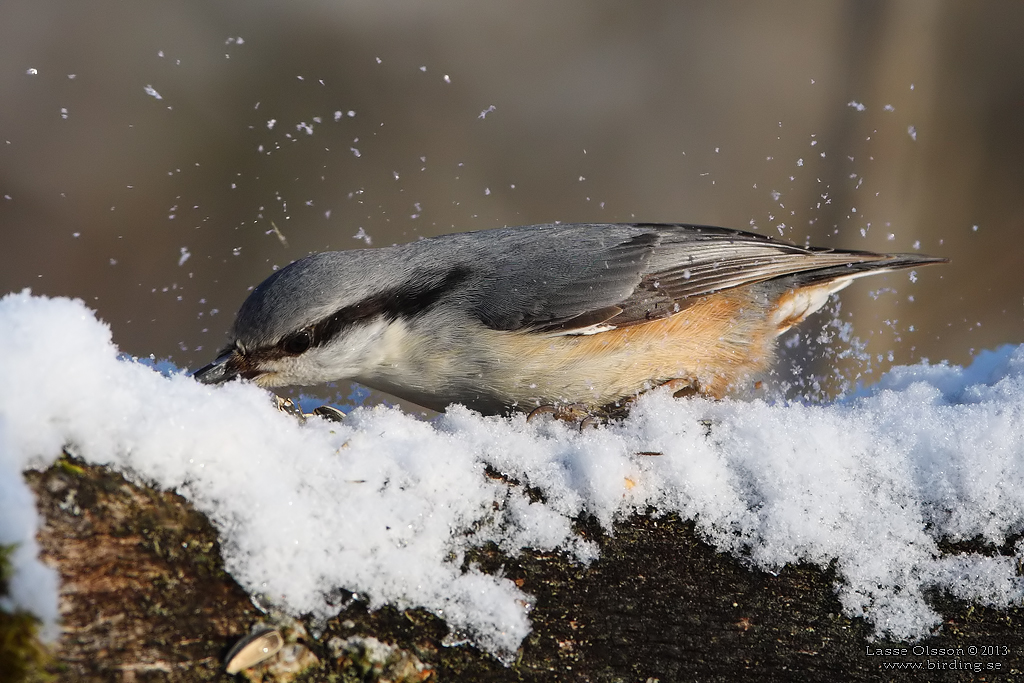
[274,396,306,420]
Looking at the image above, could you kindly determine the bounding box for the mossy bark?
[23,458,1024,682]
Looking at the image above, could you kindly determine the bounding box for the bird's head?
[192,247,472,388]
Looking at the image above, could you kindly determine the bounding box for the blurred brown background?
[2,1,1022,408]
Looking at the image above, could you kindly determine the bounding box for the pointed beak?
[192,350,243,385]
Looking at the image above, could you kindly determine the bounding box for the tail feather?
[782,254,948,289]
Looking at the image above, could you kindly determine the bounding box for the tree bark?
[23,458,1024,682]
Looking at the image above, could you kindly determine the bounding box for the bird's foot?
[526,403,607,431]
[274,396,305,421]
[659,377,703,399]
[523,379,704,431]
[595,378,702,420]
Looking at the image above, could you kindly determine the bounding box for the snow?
[2,290,1023,658]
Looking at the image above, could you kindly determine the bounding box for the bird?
[192,222,946,415]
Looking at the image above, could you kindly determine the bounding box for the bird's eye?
[282,330,312,355]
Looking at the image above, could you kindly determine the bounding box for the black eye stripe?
[293,266,472,350]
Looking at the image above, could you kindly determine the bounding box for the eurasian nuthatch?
[193,223,945,414]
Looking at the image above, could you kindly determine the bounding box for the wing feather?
[460,223,944,333]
